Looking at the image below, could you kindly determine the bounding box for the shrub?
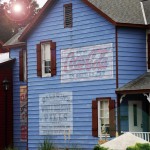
[93,144,108,150]
[4,147,18,150]
[126,143,150,150]
[38,139,55,150]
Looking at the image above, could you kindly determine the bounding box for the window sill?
[42,74,51,77]
[98,134,110,138]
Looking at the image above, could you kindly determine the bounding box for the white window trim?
[98,100,110,139]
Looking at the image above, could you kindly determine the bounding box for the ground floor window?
[92,97,116,138]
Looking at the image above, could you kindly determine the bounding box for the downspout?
[115,27,121,135]
[140,1,147,25]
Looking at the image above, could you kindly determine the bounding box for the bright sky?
[1,0,48,8]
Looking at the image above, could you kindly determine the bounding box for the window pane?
[99,100,110,135]
[133,104,137,126]
[44,44,50,60]
[45,61,51,73]
[41,43,51,75]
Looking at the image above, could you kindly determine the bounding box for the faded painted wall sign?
[39,92,73,135]
[61,43,113,83]
[20,86,27,141]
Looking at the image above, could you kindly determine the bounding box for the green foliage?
[126,143,150,150]
[4,147,18,150]
[0,0,39,43]
[38,139,55,150]
[69,144,82,150]
[93,144,108,150]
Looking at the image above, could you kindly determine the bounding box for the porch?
[116,72,150,142]
[123,132,150,142]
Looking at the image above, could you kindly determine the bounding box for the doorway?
[128,101,143,132]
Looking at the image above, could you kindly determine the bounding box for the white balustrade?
[125,132,150,142]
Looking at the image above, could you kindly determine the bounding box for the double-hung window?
[98,99,109,136]
[41,43,51,76]
[92,98,116,138]
[37,40,56,77]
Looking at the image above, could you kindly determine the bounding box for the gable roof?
[116,72,150,94]
[10,0,150,42]
[85,0,146,25]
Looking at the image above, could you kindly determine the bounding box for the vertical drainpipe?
[115,26,121,135]
[140,1,147,25]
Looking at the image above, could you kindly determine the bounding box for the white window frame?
[98,99,110,138]
[41,42,51,77]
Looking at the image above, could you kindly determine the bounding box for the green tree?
[0,0,39,43]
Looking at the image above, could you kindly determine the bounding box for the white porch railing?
[129,132,150,142]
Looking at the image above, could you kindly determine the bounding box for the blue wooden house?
[3,0,150,149]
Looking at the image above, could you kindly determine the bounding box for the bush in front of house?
[38,139,56,150]
[126,143,150,150]
[93,144,108,150]
[4,147,18,150]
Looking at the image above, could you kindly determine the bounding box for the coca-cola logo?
[62,48,110,72]
[61,44,113,82]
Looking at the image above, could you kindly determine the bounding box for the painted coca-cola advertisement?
[61,43,113,83]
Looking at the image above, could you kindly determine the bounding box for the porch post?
[117,94,121,135]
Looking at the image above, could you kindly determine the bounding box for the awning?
[116,72,150,94]
[0,58,16,67]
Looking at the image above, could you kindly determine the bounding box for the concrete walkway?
[101,132,149,150]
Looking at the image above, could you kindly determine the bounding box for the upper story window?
[36,40,56,77]
[19,49,27,82]
[41,43,51,75]
[92,98,116,138]
[64,3,72,28]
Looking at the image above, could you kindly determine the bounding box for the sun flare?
[13,3,22,13]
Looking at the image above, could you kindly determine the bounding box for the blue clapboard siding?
[10,48,27,150]
[26,0,116,149]
[118,28,146,87]
[118,28,147,132]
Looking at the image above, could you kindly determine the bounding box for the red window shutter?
[109,99,116,137]
[19,50,23,81]
[148,34,150,69]
[37,44,42,77]
[51,42,56,76]
[92,100,98,137]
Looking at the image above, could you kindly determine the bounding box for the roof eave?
[116,22,148,28]
[0,58,16,67]
[116,89,150,95]
[3,43,26,50]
